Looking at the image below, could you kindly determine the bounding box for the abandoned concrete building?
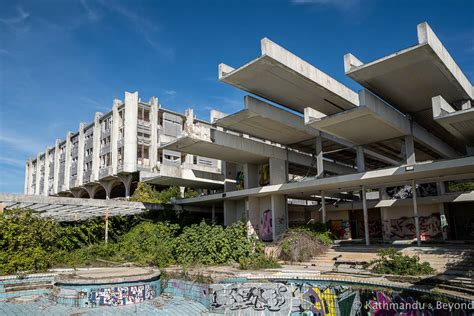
[24,22,474,244]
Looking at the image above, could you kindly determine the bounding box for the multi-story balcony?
[100,143,111,155]
[101,129,111,138]
[60,153,65,162]
[83,170,92,183]
[138,119,151,128]
[71,147,79,156]
[137,136,151,145]
[69,177,77,188]
[85,139,93,149]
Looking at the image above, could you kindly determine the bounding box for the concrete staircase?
[0,275,54,300]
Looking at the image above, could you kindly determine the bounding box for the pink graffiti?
[261,209,272,242]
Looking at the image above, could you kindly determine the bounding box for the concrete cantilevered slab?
[215,95,316,145]
[219,38,359,115]
[432,95,474,147]
[305,90,409,145]
[345,22,472,151]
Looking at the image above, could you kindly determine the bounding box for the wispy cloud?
[291,0,362,12]
[99,0,174,58]
[0,156,25,167]
[164,90,176,96]
[0,132,47,154]
[211,96,242,111]
[80,96,109,111]
[0,6,31,33]
[80,0,101,21]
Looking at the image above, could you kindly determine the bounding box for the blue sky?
[0,0,473,193]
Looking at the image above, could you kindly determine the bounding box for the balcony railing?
[99,166,112,179]
[100,143,111,155]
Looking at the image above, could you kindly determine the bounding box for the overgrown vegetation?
[130,183,197,203]
[278,224,332,262]
[0,209,274,274]
[364,248,435,276]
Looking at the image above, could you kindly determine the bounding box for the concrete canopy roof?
[432,95,474,146]
[344,23,472,151]
[305,106,406,145]
[219,38,359,115]
[141,172,224,189]
[161,135,270,164]
[215,95,316,145]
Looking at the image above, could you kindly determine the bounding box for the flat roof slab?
[161,136,269,164]
[219,38,358,115]
[142,174,224,189]
[306,106,406,145]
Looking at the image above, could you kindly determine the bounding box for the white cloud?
[164,90,177,95]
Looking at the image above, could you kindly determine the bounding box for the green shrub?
[278,228,330,262]
[365,248,435,276]
[238,254,281,270]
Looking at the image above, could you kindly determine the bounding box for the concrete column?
[212,204,216,225]
[64,132,73,191]
[24,161,30,194]
[321,192,326,224]
[315,136,324,178]
[100,180,116,200]
[223,162,237,192]
[246,196,260,237]
[53,139,60,194]
[84,184,100,199]
[269,157,287,185]
[362,185,370,246]
[436,182,448,240]
[123,91,138,173]
[223,200,235,226]
[405,135,416,165]
[150,97,159,171]
[271,194,287,240]
[118,174,134,199]
[412,180,421,246]
[243,163,258,189]
[356,146,365,172]
[111,100,120,175]
[35,153,41,195]
[92,112,102,181]
[379,187,391,242]
[77,123,85,186]
[43,148,50,196]
[179,186,185,198]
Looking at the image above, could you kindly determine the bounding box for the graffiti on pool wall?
[88,284,154,306]
[261,209,273,241]
[210,283,288,311]
[390,214,442,240]
[209,282,361,315]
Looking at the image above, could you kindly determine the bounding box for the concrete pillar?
[362,185,370,246]
[321,192,326,224]
[269,157,287,185]
[100,180,116,200]
[77,123,85,186]
[111,100,120,175]
[92,112,102,181]
[84,184,100,199]
[436,182,448,240]
[64,132,73,191]
[123,91,138,173]
[246,196,260,237]
[35,153,41,195]
[405,135,416,165]
[24,161,30,194]
[53,139,60,194]
[179,186,185,198]
[315,136,324,178]
[223,200,235,226]
[223,162,237,192]
[118,173,134,199]
[150,97,159,171]
[412,180,421,246]
[243,163,258,189]
[356,146,365,172]
[379,187,391,242]
[271,194,287,240]
[43,148,50,196]
[212,204,216,225]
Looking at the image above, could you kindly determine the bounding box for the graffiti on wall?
[210,282,470,315]
[386,183,437,200]
[209,282,360,315]
[163,279,209,306]
[88,284,154,306]
[261,209,273,241]
[330,220,352,240]
[390,213,442,240]
[358,220,383,238]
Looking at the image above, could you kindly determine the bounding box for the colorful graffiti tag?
[209,282,471,315]
[88,284,154,306]
[330,220,352,240]
[261,209,273,241]
[390,214,442,240]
